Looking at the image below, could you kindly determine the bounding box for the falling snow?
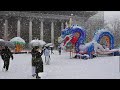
[0,11,120,79]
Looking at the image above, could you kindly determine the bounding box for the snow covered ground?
[0,50,120,79]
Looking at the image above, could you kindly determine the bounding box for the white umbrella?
[39,40,46,46]
[10,37,26,45]
[30,39,46,47]
[4,41,15,48]
[0,40,15,48]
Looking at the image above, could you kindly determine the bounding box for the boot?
[36,75,41,79]
[36,74,41,79]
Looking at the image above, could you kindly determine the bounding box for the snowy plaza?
[1,11,120,79]
[0,50,120,79]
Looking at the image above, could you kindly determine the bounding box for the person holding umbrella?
[31,46,44,79]
[0,46,14,71]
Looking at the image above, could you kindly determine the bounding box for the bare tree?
[104,18,120,48]
[85,19,104,42]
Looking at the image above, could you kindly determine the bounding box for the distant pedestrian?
[58,45,61,55]
[50,46,54,54]
[44,47,50,65]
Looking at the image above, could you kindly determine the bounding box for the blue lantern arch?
[93,29,114,49]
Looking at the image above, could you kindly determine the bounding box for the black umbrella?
[0,41,15,48]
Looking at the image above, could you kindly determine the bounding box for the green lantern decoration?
[10,37,26,52]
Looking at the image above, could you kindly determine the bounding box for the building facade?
[0,11,100,48]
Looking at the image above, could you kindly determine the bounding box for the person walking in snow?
[31,46,44,79]
[50,46,54,54]
[0,46,13,71]
[44,46,50,65]
[58,45,61,55]
[31,47,36,77]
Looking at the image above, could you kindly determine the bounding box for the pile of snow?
[0,50,120,79]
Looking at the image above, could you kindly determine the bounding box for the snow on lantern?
[10,37,26,52]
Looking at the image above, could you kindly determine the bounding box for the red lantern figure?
[63,36,70,46]
[70,36,78,45]
[70,32,80,45]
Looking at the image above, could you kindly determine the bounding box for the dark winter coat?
[0,46,13,61]
[31,49,44,73]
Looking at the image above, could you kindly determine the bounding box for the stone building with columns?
[0,11,102,48]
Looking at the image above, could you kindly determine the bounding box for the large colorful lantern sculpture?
[60,25,115,58]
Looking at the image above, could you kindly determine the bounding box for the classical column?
[4,19,8,41]
[51,20,54,44]
[40,19,44,40]
[29,18,33,42]
[17,17,21,37]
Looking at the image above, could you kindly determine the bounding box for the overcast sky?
[104,11,120,21]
